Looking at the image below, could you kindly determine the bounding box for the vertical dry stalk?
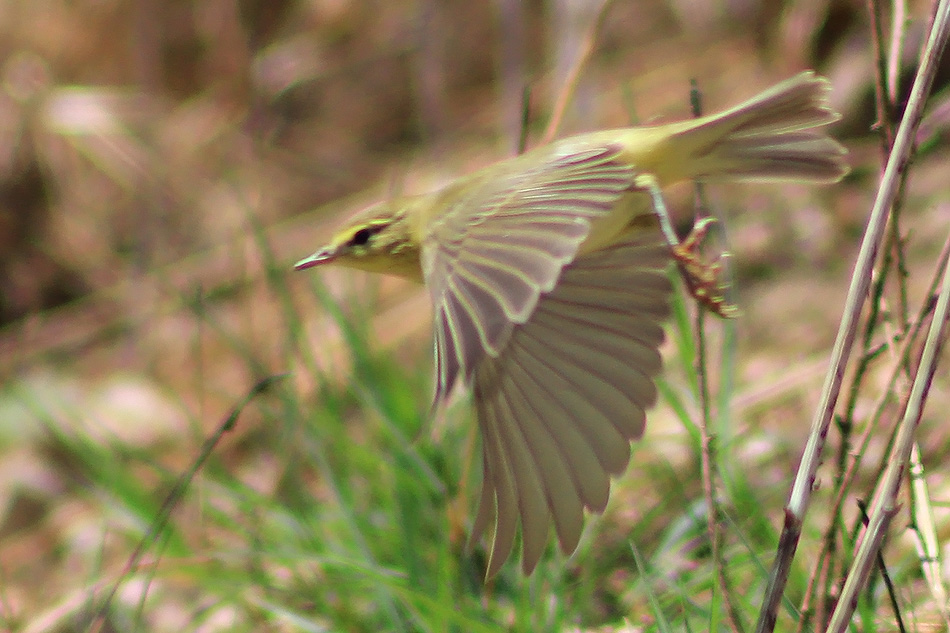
[797,234,947,633]
[826,200,950,633]
[689,79,744,633]
[753,0,950,630]
[802,0,914,626]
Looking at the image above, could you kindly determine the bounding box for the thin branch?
[812,3,914,622]
[822,8,950,629]
[797,298,930,633]
[827,225,950,631]
[753,0,950,629]
[856,500,908,633]
[689,78,744,633]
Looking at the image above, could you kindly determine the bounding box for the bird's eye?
[350,227,374,246]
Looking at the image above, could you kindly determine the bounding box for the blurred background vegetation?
[2,0,950,631]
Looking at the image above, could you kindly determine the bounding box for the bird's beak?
[294,247,337,270]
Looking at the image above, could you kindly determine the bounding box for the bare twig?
[811,1,913,619]
[753,0,950,630]
[855,500,908,633]
[689,79,744,633]
[822,4,950,630]
[800,232,946,631]
[827,221,950,632]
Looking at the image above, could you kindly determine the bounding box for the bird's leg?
[633,174,740,319]
[632,174,680,248]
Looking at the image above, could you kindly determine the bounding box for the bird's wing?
[470,229,673,576]
[421,145,635,407]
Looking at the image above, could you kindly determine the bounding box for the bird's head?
[294,199,423,280]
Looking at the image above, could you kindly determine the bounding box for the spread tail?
[673,71,849,183]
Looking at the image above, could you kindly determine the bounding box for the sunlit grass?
[9,231,777,631]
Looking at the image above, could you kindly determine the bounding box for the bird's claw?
[673,217,740,319]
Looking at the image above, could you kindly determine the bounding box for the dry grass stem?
[908,442,950,628]
[824,0,950,629]
[755,0,950,630]
[828,199,950,632]
[689,79,744,633]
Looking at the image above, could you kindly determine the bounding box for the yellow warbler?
[295,71,848,576]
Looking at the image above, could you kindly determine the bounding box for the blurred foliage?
[0,0,888,325]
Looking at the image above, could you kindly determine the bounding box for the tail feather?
[675,71,849,183]
[709,132,848,182]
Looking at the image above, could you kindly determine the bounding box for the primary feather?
[471,230,671,574]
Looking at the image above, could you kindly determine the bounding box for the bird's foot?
[673,217,740,319]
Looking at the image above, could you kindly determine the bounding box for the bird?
[294,71,848,577]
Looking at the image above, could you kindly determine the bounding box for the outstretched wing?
[421,145,636,406]
[470,229,673,576]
